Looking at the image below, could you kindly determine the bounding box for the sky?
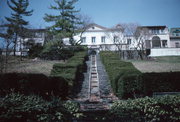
[0,0,180,29]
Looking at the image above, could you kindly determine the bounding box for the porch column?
[160,40,163,48]
[150,40,153,48]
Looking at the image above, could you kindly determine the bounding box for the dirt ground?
[5,57,64,76]
[130,56,180,73]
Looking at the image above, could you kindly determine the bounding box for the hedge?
[0,73,68,99]
[100,51,142,99]
[50,51,88,95]
[100,51,180,99]
[141,72,180,96]
[0,93,82,121]
[110,95,180,121]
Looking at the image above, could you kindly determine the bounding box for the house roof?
[86,23,108,30]
[85,23,123,32]
[28,29,47,32]
[139,26,167,29]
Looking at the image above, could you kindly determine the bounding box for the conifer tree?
[44,0,82,45]
[5,0,33,56]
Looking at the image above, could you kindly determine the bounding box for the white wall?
[74,31,124,46]
[150,48,180,56]
[170,38,180,48]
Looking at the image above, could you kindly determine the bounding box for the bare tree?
[117,23,151,60]
[134,27,151,60]
[105,24,127,59]
[120,23,139,59]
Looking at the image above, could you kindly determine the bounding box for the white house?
[170,28,180,48]
[70,23,126,53]
[70,24,171,54]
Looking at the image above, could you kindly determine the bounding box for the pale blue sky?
[0,0,180,28]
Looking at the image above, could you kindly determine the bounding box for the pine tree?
[5,0,33,56]
[44,0,82,45]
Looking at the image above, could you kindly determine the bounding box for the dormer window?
[92,27,95,29]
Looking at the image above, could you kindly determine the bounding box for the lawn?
[5,57,64,76]
[130,56,180,72]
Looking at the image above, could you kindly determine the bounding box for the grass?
[4,56,64,76]
[130,56,180,72]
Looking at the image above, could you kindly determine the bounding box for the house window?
[114,36,118,43]
[81,37,86,43]
[101,36,106,43]
[127,39,131,44]
[162,40,167,47]
[35,32,43,38]
[175,42,180,48]
[161,29,164,33]
[152,29,160,34]
[92,37,96,43]
[92,27,95,29]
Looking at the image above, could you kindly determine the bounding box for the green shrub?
[100,51,180,99]
[28,45,43,58]
[0,73,68,99]
[50,51,88,95]
[100,51,142,99]
[0,93,82,121]
[110,95,180,121]
[141,72,180,96]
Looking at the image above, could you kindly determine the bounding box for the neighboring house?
[16,29,47,55]
[139,26,170,49]
[170,28,180,48]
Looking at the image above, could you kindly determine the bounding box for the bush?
[141,72,180,96]
[100,51,142,99]
[110,95,180,121]
[40,47,74,60]
[28,45,43,58]
[40,41,88,60]
[100,51,180,99]
[50,51,88,95]
[0,93,82,121]
[0,73,68,99]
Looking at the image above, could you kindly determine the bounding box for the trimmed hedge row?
[100,51,142,99]
[0,73,68,99]
[50,51,88,94]
[110,95,180,121]
[0,93,82,121]
[141,72,180,96]
[100,51,180,99]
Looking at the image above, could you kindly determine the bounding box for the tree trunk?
[13,33,17,56]
[20,38,23,61]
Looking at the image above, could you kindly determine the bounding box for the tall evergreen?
[44,0,82,45]
[5,0,33,56]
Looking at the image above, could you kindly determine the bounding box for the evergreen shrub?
[100,51,180,98]
[110,95,180,121]
[0,93,82,121]
[50,51,88,94]
[141,72,180,96]
[100,51,142,99]
[0,73,68,99]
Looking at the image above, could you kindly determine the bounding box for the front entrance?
[152,36,161,48]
